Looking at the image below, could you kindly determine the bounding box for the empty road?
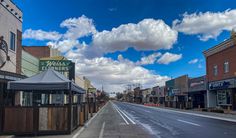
[77,101,236,138]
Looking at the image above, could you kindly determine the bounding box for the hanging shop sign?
[209,78,236,90]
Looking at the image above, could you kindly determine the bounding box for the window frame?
[213,65,218,76]
[10,31,16,51]
[224,61,229,73]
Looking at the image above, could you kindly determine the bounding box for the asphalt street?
[78,101,153,138]
[115,101,236,138]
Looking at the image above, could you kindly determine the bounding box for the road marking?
[72,102,109,138]
[112,103,129,125]
[117,106,136,125]
[177,119,201,127]
[99,122,106,138]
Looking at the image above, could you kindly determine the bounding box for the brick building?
[203,31,236,110]
[22,46,50,58]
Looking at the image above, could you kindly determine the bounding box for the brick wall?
[22,46,50,59]
[207,45,236,82]
[16,30,22,74]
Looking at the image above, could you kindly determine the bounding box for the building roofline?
[9,0,22,12]
[22,45,49,47]
[203,37,235,57]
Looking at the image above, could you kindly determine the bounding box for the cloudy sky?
[15,0,236,92]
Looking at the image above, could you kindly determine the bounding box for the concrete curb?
[72,102,109,138]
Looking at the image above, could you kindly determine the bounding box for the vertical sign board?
[39,60,75,81]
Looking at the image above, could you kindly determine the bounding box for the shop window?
[213,65,218,76]
[224,61,229,73]
[10,31,16,51]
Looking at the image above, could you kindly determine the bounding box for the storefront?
[0,70,25,132]
[209,78,236,110]
[188,76,207,108]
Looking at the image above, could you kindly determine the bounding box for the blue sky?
[14,0,236,92]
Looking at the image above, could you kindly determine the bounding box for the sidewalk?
[0,136,14,138]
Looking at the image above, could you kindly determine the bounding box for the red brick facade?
[22,46,50,59]
[16,30,22,74]
[206,44,236,82]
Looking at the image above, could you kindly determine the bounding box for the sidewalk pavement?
[0,136,14,138]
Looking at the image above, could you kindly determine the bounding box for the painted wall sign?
[209,78,236,90]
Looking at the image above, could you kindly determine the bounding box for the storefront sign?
[190,81,204,87]
[172,89,180,94]
[88,88,96,93]
[209,78,236,90]
[39,60,72,71]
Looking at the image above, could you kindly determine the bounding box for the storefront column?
[232,89,236,110]
[0,83,3,132]
[67,90,72,133]
[207,90,217,108]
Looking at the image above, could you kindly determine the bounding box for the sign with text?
[209,78,236,90]
[88,88,96,93]
[39,60,75,80]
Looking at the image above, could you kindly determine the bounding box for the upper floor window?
[213,65,218,76]
[10,32,16,51]
[224,61,229,73]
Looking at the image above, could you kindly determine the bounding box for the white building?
[0,0,23,74]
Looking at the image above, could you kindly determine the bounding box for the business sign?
[172,89,180,94]
[0,36,10,69]
[39,60,75,80]
[209,78,236,90]
[39,60,72,71]
[88,88,96,93]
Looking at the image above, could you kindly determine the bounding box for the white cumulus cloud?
[60,15,97,39]
[136,52,162,65]
[93,19,178,54]
[74,57,170,92]
[23,29,62,41]
[173,9,236,41]
[188,58,198,64]
[157,52,182,65]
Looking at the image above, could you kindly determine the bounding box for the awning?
[7,69,85,94]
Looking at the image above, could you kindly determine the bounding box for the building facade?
[134,87,142,104]
[204,32,236,110]
[0,0,25,131]
[0,0,23,74]
[188,76,207,108]
[165,75,189,108]
[23,46,50,59]
[21,50,39,77]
